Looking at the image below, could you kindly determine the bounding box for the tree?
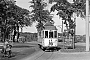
[9,5,32,42]
[50,0,85,36]
[50,0,86,48]
[0,0,16,42]
[0,0,32,42]
[29,0,53,32]
[8,5,33,42]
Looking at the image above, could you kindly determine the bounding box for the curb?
[58,50,90,54]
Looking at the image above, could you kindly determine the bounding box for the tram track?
[46,51,54,60]
[34,51,45,60]
[34,50,54,60]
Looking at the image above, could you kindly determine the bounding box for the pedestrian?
[6,39,12,57]
[1,40,9,57]
[1,39,12,57]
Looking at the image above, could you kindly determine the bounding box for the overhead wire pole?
[86,0,89,51]
[62,20,64,49]
[73,13,76,49]
[74,18,76,49]
[72,17,76,49]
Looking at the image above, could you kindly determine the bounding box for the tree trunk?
[17,25,19,42]
[13,26,16,42]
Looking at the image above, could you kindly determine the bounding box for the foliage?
[0,0,32,42]
[50,0,86,36]
[20,32,37,42]
[72,0,85,18]
[9,5,32,27]
[30,0,54,31]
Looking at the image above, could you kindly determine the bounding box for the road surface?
[20,42,90,60]
[1,42,90,60]
[20,49,90,60]
[0,42,40,60]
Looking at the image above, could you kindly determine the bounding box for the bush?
[19,32,37,42]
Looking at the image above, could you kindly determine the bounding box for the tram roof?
[44,26,57,30]
[44,21,57,30]
[44,21,54,26]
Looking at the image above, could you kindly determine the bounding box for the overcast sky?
[16,0,86,35]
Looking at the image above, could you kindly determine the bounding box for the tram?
[38,21,58,51]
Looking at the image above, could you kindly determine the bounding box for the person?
[6,44,12,57]
[1,40,9,57]
[2,39,12,57]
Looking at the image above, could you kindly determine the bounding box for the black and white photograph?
[0,0,90,60]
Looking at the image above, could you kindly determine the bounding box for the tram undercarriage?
[38,44,60,51]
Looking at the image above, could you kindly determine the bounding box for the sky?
[16,0,86,35]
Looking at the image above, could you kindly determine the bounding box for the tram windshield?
[44,31,57,38]
[45,31,48,38]
[54,31,57,38]
[49,31,53,38]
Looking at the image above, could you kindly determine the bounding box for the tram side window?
[45,31,48,38]
[54,31,57,38]
[49,31,53,38]
[42,31,44,38]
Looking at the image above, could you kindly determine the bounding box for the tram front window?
[54,31,57,38]
[45,31,48,38]
[49,31,53,38]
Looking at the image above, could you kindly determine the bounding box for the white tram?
[38,22,58,50]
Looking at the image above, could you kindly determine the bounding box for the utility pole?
[86,0,89,51]
[62,20,64,49]
[62,21,63,34]
[73,13,77,49]
[73,18,76,49]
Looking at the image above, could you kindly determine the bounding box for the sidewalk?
[58,42,88,52]
[54,51,90,60]
[55,45,90,60]
[57,45,90,60]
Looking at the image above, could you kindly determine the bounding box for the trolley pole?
[73,17,76,49]
[86,0,89,52]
